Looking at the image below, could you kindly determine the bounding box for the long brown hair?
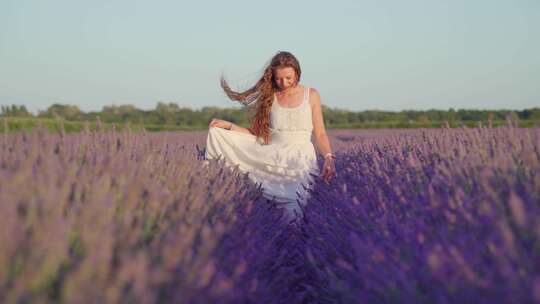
[220,51,301,145]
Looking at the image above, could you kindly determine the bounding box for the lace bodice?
[269,87,313,133]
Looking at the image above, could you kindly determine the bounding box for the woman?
[205,51,336,221]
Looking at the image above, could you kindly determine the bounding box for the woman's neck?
[277,85,302,96]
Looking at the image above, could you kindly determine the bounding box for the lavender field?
[1,124,539,303]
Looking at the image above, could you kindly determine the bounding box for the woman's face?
[274,67,297,91]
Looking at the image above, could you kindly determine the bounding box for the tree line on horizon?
[1,103,540,129]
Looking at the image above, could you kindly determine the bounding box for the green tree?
[38,104,84,120]
[1,104,32,117]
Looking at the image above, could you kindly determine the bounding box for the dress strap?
[304,87,310,103]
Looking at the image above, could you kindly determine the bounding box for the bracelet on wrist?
[324,153,335,160]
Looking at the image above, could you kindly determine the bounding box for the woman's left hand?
[321,157,336,184]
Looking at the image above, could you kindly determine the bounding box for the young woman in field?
[205,51,336,221]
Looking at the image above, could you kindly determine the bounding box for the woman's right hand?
[321,157,336,184]
[209,118,232,130]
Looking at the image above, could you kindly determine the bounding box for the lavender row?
[302,126,540,303]
[0,127,292,303]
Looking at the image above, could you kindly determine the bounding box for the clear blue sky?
[1,0,539,114]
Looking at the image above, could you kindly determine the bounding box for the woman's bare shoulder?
[308,87,321,108]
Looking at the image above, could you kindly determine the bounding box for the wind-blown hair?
[220,51,301,145]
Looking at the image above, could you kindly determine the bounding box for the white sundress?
[204,86,320,220]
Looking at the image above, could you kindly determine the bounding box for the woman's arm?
[209,118,254,135]
[309,88,333,156]
[310,88,336,182]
